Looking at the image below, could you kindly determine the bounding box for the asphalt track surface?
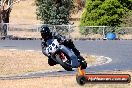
[0,40,132,79]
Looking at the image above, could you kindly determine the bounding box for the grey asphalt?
[0,40,132,72]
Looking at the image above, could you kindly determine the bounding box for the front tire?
[48,59,57,66]
[55,52,72,71]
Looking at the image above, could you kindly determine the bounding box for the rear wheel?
[80,60,87,69]
[78,56,87,69]
[55,51,72,71]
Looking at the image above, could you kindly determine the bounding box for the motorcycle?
[45,39,82,71]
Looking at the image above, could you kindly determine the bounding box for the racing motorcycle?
[45,39,86,71]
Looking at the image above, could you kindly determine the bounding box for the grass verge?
[0,49,96,76]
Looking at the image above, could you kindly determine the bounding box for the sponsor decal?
[76,67,131,85]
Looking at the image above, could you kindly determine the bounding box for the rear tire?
[78,56,87,69]
[80,60,87,69]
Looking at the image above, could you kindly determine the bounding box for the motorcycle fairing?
[59,45,80,68]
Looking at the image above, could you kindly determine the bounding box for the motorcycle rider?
[40,25,87,69]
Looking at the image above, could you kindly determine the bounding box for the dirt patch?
[118,34,132,40]
[10,0,40,24]
[8,31,41,38]
[0,71,131,88]
[0,49,96,76]
[0,49,54,76]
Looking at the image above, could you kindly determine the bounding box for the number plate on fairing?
[46,39,59,54]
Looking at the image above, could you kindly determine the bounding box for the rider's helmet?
[40,25,51,40]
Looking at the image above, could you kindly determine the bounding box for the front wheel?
[48,58,57,66]
[55,51,72,71]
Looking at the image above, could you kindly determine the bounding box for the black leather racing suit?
[41,32,87,69]
[41,32,81,61]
